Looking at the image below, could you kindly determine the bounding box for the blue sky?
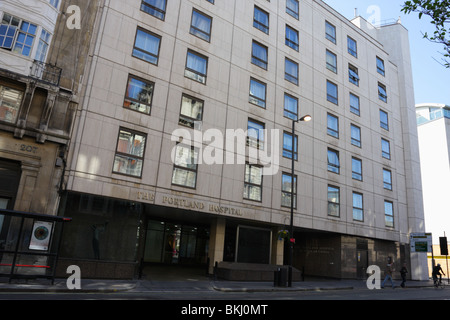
[322,0,449,105]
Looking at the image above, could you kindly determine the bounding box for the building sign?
[410,233,432,252]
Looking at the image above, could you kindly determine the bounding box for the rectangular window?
[247,119,265,150]
[326,50,337,73]
[244,163,263,201]
[327,185,340,217]
[353,192,363,221]
[132,28,161,65]
[113,129,147,177]
[281,173,297,208]
[351,124,361,148]
[35,29,51,62]
[172,144,199,188]
[327,80,338,104]
[179,94,203,128]
[378,82,387,102]
[283,132,298,160]
[0,13,20,50]
[252,41,268,70]
[50,0,60,8]
[123,75,154,114]
[348,64,359,86]
[284,93,298,120]
[352,157,362,181]
[249,78,266,108]
[385,201,394,227]
[383,168,392,190]
[327,113,339,138]
[382,138,391,160]
[190,9,212,42]
[327,148,340,174]
[12,20,37,57]
[347,36,357,57]
[350,93,360,116]
[286,0,299,19]
[377,56,385,76]
[325,21,336,44]
[380,109,389,130]
[254,6,269,34]
[0,85,23,124]
[285,58,298,85]
[185,50,208,84]
[141,0,167,20]
[285,25,299,51]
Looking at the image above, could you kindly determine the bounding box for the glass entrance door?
[142,219,208,265]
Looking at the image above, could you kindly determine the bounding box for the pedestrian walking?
[400,263,408,288]
[381,260,395,289]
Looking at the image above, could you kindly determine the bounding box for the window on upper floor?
[0,13,37,57]
[281,173,297,208]
[352,192,364,221]
[190,9,212,42]
[383,168,393,190]
[249,78,266,108]
[327,185,340,217]
[380,109,389,130]
[141,0,167,20]
[285,25,299,51]
[377,56,385,76]
[0,84,23,124]
[285,58,298,85]
[283,131,298,160]
[385,201,394,227]
[381,138,391,160]
[327,148,340,174]
[179,94,203,128]
[350,93,360,116]
[284,93,298,120]
[172,144,199,188]
[132,28,161,65]
[351,124,361,148]
[123,75,154,115]
[347,36,357,58]
[252,40,268,70]
[326,50,337,73]
[185,50,208,84]
[254,6,269,34]
[286,0,299,19]
[113,128,147,178]
[327,113,339,138]
[352,157,362,181]
[327,80,338,105]
[348,64,359,86]
[244,163,263,202]
[325,21,336,44]
[378,82,387,103]
[247,119,265,150]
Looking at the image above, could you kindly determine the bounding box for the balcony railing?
[30,60,62,86]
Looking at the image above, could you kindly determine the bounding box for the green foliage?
[402,0,450,67]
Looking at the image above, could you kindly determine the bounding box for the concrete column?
[271,228,284,265]
[208,217,226,274]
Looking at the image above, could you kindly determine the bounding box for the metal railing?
[30,60,62,86]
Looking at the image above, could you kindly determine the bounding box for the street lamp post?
[288,114,311,287]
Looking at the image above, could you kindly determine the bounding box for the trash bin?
[273,267,288,287]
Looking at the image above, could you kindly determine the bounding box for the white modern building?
[416,103,450,243]
[48,0,428,280]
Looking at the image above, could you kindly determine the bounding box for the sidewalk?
[0,276,436,294]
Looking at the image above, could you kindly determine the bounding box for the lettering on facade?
[17,144,39,154]
[136,192,245,217]
[137,192,155,202]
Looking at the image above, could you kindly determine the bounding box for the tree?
[402,0,450,68]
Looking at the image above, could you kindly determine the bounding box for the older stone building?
[53,0,428,280]
[0,0,100,277]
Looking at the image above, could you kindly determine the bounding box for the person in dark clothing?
[400,263,408,288]
[433,263,445,284]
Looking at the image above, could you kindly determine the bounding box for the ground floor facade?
[55,191,414,281]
